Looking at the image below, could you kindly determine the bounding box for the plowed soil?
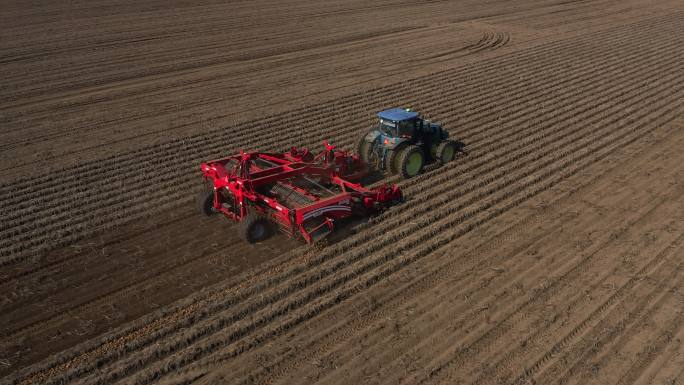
[1,0,683,384]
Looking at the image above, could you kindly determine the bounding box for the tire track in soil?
[459,233,684,385]
[532,249,684,385]
[560,234,684,385]
[467,31,510,52]
[609,285,684,385]
[1,17,680,268]
[472,233,684,385]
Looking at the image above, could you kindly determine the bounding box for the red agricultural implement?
[198,142,402,243]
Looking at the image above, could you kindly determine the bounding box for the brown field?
[1,0,684,384]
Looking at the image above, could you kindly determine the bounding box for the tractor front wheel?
[398,145,425,179]
[238,214,271,243]
[436,140,457,164]
[197,190,215,217]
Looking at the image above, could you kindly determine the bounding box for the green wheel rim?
[442,145,455,162]
[406,152,423,176]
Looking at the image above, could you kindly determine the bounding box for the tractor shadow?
[313,140,468,247]
[453,140,468,156]
[360,139,468,186]
[358,169,389,186]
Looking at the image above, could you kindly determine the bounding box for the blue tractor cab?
[356,108,460,178]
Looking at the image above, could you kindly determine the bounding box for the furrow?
[532,256,684,385]
[474,233,684,385]
[74,79,682,385]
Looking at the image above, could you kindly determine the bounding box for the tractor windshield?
[379,118,416,137]
[379,119,397,136]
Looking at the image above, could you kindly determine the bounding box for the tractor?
[356,108,462,178]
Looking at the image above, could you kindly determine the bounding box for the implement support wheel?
[197,190,215,217]
[238,214,271,243]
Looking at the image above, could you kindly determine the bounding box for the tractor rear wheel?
[197,190,215,217]
[238,214,271,243]
[436,140,457,164]
[387,147,403,175]
[356,135,373,164]
[397,145,425,178]
[385,149,401,175]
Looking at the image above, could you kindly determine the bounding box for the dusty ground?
[1,0,683,384]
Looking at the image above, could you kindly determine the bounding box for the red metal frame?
[200,143,401,243]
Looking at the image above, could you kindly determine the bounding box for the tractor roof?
[377,108,419,122]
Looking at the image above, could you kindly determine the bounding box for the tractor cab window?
[397,119,414,137]
[379,119,397,136]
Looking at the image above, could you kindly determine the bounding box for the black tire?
[436,140,457,164]
[356,135,373,164]
[350,197,368,217]
[392,189,404,205]
[238,214,271,243]
[386,144,406,175]
[397,145,425,179]
[197,190,215,217]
